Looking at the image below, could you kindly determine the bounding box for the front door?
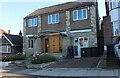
[74,37,81,58]
[49,35,60,52]
[41,35,60,53]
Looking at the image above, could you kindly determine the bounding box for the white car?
[114,41,120,60]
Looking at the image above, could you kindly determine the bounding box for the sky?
[0,0,106,35]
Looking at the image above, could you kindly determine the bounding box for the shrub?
[31,55,56,64]
[2,55,26,62]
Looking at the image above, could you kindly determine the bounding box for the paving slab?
[15,69,38,75]
[85,69,101,76]
[99,69,115,76]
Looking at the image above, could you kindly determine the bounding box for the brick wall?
[103,16,112,45]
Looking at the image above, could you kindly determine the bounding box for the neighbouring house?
[104,0,120,45]
[0,31,23,56]
[23,1,102,58]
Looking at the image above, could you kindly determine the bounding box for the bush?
[31,55,56,64]
[2,55,26,62]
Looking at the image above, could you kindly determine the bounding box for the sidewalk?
[2,67,119,77]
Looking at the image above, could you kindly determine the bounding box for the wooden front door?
[48,35,60,52]
[41,35,60,53]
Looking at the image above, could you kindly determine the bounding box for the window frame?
[113,21,119,36]
[73,9,87,21]
[28,39,34,49]
[79,37,89,48]
[28,18,38,27]
[48,13,59,24]
[0,45,11,53]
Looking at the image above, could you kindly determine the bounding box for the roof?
[24,1,95,18]
[0,28,7,34]
[3,34,23,46]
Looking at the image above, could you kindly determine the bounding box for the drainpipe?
[95,0,102,55]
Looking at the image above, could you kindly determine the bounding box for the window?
[0,46,11,53]
[79,37,89,47]
[28,18,38,27]
[28,39,33,49]
[113,21,119,36]
[73,9,87,21]
[48,13,59,24]
[111,0,118,9]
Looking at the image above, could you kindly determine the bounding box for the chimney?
[19,30,22,37]
[8,30,10,34]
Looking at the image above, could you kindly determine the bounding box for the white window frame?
[79,37,89,48]
[0,46,11,53]
[28,39,34,49]
[28,18,38,27]
[113,21,119,36]
[73,9,87,21]
[48,13,59,24]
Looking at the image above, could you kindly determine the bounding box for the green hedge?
[2,55,26,62]
[31,55,56,64]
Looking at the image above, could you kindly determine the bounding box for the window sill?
[73,18,88,22]
[28,48,33,49]
[48,22,59,25]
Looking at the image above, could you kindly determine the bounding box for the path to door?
[48,57,100,68]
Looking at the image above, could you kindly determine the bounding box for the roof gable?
[2,34,23,46]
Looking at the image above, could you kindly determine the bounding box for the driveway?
[48,57,100,68]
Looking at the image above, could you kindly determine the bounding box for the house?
[104,0,120,45]
[23,1,101,58]
[0,31,23,56]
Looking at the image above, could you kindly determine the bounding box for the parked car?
[114,37,120,60]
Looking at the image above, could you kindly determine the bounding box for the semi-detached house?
[23,1,102,58]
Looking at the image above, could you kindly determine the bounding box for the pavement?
[0,57,120,77]
[1,65,120,77]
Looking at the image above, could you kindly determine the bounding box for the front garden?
[1,52,56,68]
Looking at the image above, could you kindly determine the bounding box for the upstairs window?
[48,13,59,24]
[73,9,87,21]
[28,18,38,27]
[28,39,33,49]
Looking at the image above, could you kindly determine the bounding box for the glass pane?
[78,10,82,20]
[8,46,11,53]
[52,14,55,23]
[73,10,77,20]
[29,40,30,48]
[48,15,51,24]
[2,46,7,53]
[113,21,119,36]
[83,9,87,19]
[84,37,88,47]
[79,38,83,46]
[31,40,33,48]
[56,14,59,23]
[34,18,37,26]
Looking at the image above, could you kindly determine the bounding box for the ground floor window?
[113,21,119,36]
[28,39,34,49]
[74,37,89,47]
[0,45,11,53]
[79,37,89,47]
